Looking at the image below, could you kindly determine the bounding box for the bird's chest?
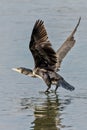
[33,71,42,79]
[33,68,45,79]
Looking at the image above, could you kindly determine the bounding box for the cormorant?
[12,17,81,92]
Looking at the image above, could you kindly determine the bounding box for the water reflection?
[20,93,71,130]
[32,94,61,130]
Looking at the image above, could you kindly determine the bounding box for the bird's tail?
[59,79,75,91]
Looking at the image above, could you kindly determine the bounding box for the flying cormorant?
[12,17,81,92]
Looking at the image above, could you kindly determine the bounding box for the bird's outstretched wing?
[29,20,57,71]
[56,17,81,70]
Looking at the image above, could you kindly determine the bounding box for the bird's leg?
[45,78,51,93]
[37,69,51,93]
[45,84,51,93]
[55,82,59,92]
[43,72,51,93]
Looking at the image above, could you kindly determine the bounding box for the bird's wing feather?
[56,17,81,70]
[29,20,57,70]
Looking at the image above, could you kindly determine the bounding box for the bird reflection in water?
[20,93,71,130]
[32,94,61,130]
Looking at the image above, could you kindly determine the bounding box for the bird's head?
[12,67,34,77]
[12,67,23,73]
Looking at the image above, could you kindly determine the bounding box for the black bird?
[12,18,81,92]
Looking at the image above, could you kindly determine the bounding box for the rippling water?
[0,0,87,130]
